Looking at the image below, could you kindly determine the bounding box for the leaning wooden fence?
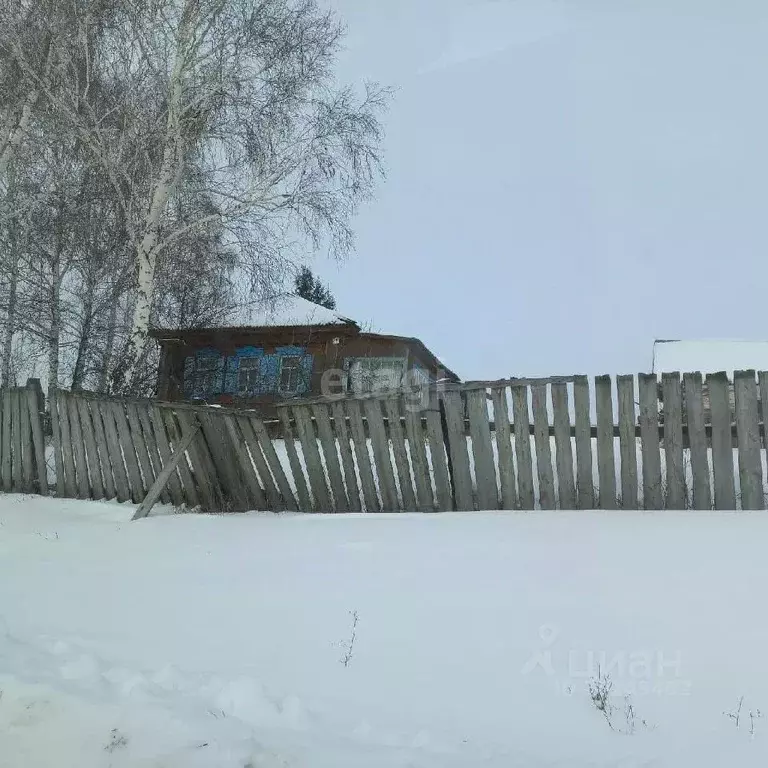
[47,389,299,513]
[7,369,768,513]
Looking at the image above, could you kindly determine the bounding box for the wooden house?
[151,294,458,416]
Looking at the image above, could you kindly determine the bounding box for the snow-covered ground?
[1,495,768,766]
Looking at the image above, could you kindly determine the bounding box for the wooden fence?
[263,369,768,513]
[0,381,48,496]
[5,369,768,513]
[48,389,298,513]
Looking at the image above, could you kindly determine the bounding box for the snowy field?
[1,496,768,766]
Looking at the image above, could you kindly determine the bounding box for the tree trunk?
[47,289,60,394]
[0,160,20,389]
[0,37,53,179]
[47,247,62,395]
[121,3,196,388]
[71,306,93,391]
[1,254,18,388]
[97,294,119,393]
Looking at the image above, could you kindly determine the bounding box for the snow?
[2,495,768,765]
[653,340,768,377]
[153,294,354,331]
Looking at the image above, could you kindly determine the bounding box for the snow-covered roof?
[652,340,768,376]
[156,294,356,331]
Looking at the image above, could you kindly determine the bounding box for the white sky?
[312,0,768,381]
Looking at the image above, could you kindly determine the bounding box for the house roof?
[652,339,768,376]
[152,294,357,334]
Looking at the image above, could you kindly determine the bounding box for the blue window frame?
[224,346,264,395]
[276,346,312,395]
[220,345,313,397]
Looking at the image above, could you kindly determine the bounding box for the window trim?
[278,355,304,394]
[237,356,261,394]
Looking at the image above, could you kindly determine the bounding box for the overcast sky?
[311,0,768,381]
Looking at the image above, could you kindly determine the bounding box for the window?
[186,352,222,398]
[346,357,406,394]
[279,356,303,393]
[238,357,261,393]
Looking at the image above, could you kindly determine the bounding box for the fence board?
[138,405,165,495]
[330,402,361,512]
[0,393,6,491]
[595,376,617,509]
[239,414,280,510]
[551,383,575,510]
[466,389,498,510]
[101,400,132,503]
[19,388,34,492]
[490,387,517,510]
[440,390,474,511]
[662,373,685,510]
[57,391,78,499]
[292,405,332,511]
[363,398,399,511]
[425,407,453,511]
[638,374,662,510]
[11,389,23,491]
[149,405,183,507]
[125,403,156,499]
[761,372,768,454]
[404,408,434,511]
[162,408,200,509]
[760,372,768,501]
[174,408,217,511]
[199,411,249,511]
[345,399,379,512]
[510,385,535,509]
[531,384,555,510]
[572,376,594,509]
[384,396,418,511]
[277,409,312,513]
[76,396,103,500]
[707,372,736,510]
[67,394,90,498]
[89,397,116,501]
[2,389,13,491]
[683,373,711,511]
[27,386,48,495]
[250,415,298,512]
[224,414,268,510]
[111,401,144,502]
[616,375,638,509]
[312,404,349,512]
[734,370,763,510]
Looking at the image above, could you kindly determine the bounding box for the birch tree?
[0,0,388,394]
[100,0,388,390]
